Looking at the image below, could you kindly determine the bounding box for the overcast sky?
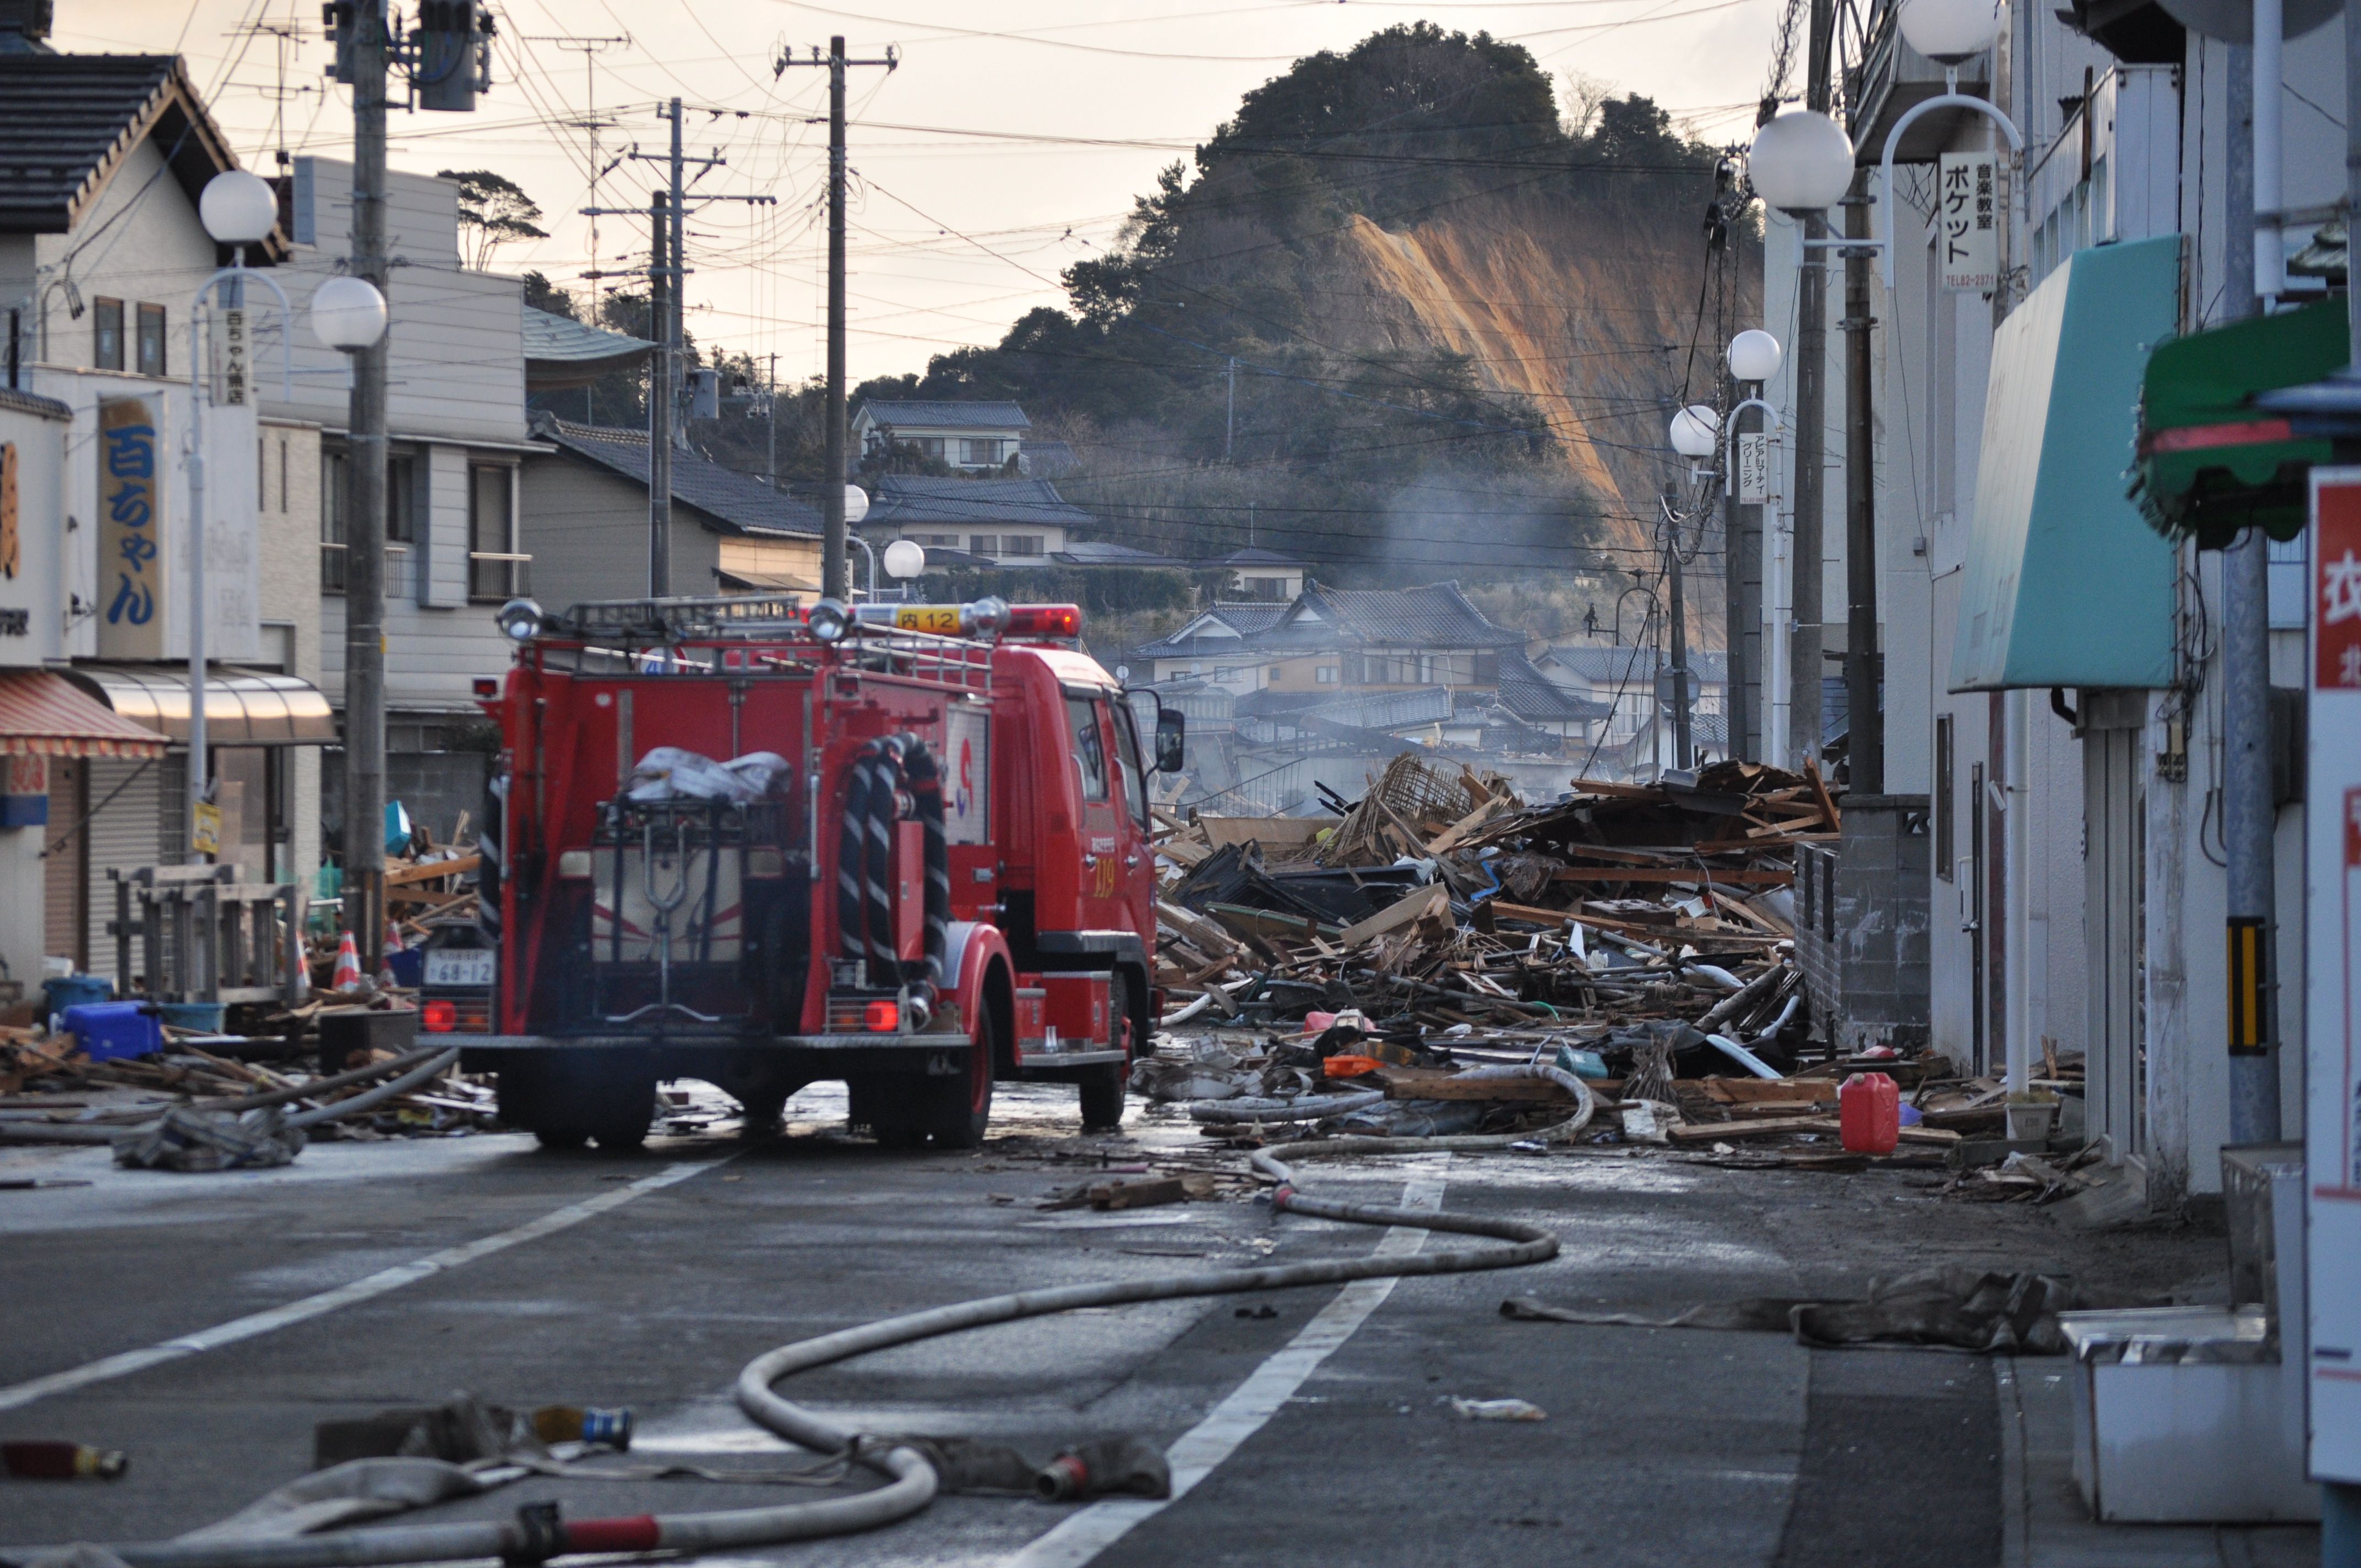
[67,0,1780,385]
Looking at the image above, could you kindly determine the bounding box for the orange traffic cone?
[384,919,405,955]
[331,931,363,990]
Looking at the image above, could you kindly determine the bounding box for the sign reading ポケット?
[1938,153,1999,292]
[96,395,164,660]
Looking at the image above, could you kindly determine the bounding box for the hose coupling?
[502,1501,565,1567]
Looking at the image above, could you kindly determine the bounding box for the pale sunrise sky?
[59,0,1783,384]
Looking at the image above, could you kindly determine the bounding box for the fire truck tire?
[1079,1064,1124,1133]
[534,1128,590,1151]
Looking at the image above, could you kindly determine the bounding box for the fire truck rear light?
[1004,603,1083,639]
[421,999,459,1033]
[472,677,499,698]
[864,1000,900,1032]
[557,850,593,879]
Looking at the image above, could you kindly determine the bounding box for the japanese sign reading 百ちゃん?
[1939,152,1999,293]
[97,394,164,660]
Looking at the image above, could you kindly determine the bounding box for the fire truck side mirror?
[1154,709,1186,773]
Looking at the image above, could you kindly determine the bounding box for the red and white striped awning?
[0,670,168,759]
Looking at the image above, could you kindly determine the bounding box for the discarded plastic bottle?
[1838,1071,1900,1155]
[2,1441,127,1479]
[530,1405,633,1450]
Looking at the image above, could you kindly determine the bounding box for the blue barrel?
[42,975,112,1017]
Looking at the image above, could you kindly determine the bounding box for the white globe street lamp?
[883,538,927,579]
[843,484,871,525]
[310,276,388,351]
[199,170,278,246]
[1896,0,2001,62]
[1668,404,1720,460]
[1727,329,1783,384]
[1746,110,1856,214]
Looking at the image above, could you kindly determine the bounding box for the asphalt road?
[0,1082,2234,1566]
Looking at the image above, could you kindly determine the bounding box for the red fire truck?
[421,593,1179,1151]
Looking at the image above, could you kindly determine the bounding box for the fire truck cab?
[426,594,1178,1151]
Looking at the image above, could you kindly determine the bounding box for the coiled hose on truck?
[17,1068,1596,1568]
[836,734,949,1021]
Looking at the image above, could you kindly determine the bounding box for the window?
[321,450,421,590]
[916,532,959,548]
[1315,666,1339,684]
[969,534,998,557]
[135,303,167,377]
[961,437,999,465]
[913,436,944,460]
[1065,694,1109,802]
[469,464,525,600]
[93,299,123,370]
[320,450,347,591]
[385,454,416,544]
[999,533,1043,557]
[1934,713,1955,882]
[1111,701,1150,828]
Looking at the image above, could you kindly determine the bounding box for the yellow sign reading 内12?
[893,605,964,635]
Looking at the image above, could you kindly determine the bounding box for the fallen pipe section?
[8,1070,1594,1568]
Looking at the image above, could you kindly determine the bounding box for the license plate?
[423,949,497,988]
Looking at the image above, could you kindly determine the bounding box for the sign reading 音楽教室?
[97,395,164,660]
[1938,152,1999,293]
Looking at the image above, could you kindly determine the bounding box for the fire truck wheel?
[534,1128,590,1151]
[1079,1064,1125,1133]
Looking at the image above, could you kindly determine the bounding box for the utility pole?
[520,32,627,297]
[667,99,687,455]
[2219,13,2280,1144]
[766,350,779,488]
[648,189,671,594]
[1666,523,1693,769]
[345,0,391,974]
[1790,0,1834,775]
[1726,363,1764,761]
[779,38,897,602]
[1842,175,1882,792]
[1226,356,1237,462]
[615,100,762,595]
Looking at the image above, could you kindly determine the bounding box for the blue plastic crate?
[62,1001,163,1063]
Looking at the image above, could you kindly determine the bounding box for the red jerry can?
[1838,1072,1899,1155]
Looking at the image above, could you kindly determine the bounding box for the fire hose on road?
[6,1069,1594,1568]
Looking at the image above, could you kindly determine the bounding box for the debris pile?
[1141,754,2002,1167]
[0,1025,496,1149]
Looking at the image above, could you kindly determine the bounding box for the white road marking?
[0,1156,732,1413]
[1003,1156,1451,1568]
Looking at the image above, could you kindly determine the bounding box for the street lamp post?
[1746,110,1853,775]
[308,273,389,950]
[1666,406,1720,771]
[1723,329,1784,764]
[184,170,293,864]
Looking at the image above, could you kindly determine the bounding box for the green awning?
[1951,236,2182,693]
[2132,295,2347,546]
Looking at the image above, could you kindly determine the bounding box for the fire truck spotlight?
[495,597,545,642]
[864,999,900,1032]
[807,598,851,644]
[967,596,1011,638]
[421,999,459,1033]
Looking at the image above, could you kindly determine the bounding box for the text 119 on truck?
[421,592,1182,1150]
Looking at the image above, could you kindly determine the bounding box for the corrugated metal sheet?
[82,756,165,983]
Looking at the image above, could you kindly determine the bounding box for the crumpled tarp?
[112,1106,303,1172]
[624,747,791,803]
[1502,1267,2104,1354]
